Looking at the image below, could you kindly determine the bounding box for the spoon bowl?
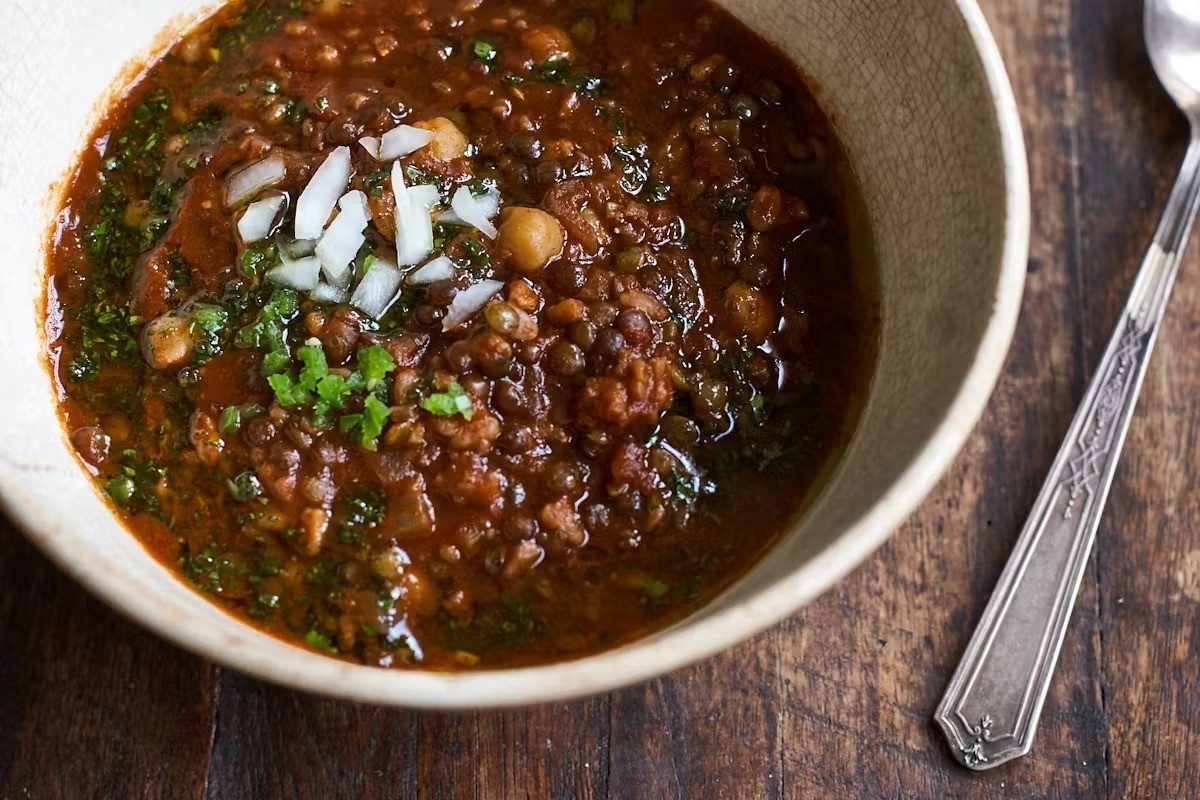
[1147,0,1200,116]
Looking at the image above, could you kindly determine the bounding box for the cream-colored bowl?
[0,0,1027,707]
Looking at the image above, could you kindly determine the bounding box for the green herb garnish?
[240,241,280,277]
[716,193,750,219]
[364,168,390,197]
[218,403,264,436]
[471,39,498,63]
[644,579,670,601]
[531,60,602,95]
[420,381,473,420]
[227,470,263,502]
[305,627,338,653]
[340,394,391,450]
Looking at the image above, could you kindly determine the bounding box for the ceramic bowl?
[0,0,1028,707]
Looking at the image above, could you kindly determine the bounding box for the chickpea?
[747,186,783,232]
[399,565,441,617]
[412,117,468,161]
[497,207,565,274]
[140,314,194,370]
[724,281,777,342]
[189,412,224,467]
[521,25,573,63]
[71,426,111,469]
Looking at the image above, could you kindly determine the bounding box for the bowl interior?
[0,0,1026,706]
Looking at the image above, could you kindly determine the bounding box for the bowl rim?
[4,0,1030,708]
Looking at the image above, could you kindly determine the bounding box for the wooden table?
[3,1,1198,797]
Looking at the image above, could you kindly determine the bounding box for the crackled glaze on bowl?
[0,0,1027,707]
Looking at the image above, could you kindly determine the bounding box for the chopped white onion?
[315,189,371,286]
[358,136,381,159]
[226,157,286,207]
[392,160,435,266]
[405,256,457,286]
[378,124,436,162]
[408,184,441,211]
[339,189,371,217]
[310,281,348,304]
[450,186,501,239]
[295,146,352,240]
[350,257,404,320]
[434,207,466,226]
[280,237,318,259]
[236,194,286,243]
[443,280,504,331]
[265,255,321,291]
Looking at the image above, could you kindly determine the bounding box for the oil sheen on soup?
[45,0,878,669]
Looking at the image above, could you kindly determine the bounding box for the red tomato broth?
[45,0,879,669]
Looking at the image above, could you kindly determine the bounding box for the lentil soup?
[45,0,879,669]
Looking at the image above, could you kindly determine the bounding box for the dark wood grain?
[1069,3,1200,799]
[3,0,1198,797]
[0,524,219,800]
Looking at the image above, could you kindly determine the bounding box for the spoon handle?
[935,132,1200,771]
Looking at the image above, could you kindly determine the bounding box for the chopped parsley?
[443,598,545,652]
[227,470,264,502]
[106,450,166,516]
[420,381,473,420]
[69,300,139,382]
[364,168,390,197]
[404,163,453,193]
[530,59,602,96]
[240,240,280,277]
[340,394,391,450]
[182,546,244,595]
[67,91,184,383]
[716,192,750,219]
[267,343,396,445]
[644,579,670,601]
[471,39,498,64]
[305,627,338,654]
[338,486,386,545]
[358,345,397,390]
[451,237,492,277]
[189,304,229,364]
[645,184,670,204]
[108,89,172,179]
[219,403,265,435]
[236,288,299,358]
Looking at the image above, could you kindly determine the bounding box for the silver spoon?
[934,0,1200,771]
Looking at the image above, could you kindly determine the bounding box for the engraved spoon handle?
[935,130,1200,770]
